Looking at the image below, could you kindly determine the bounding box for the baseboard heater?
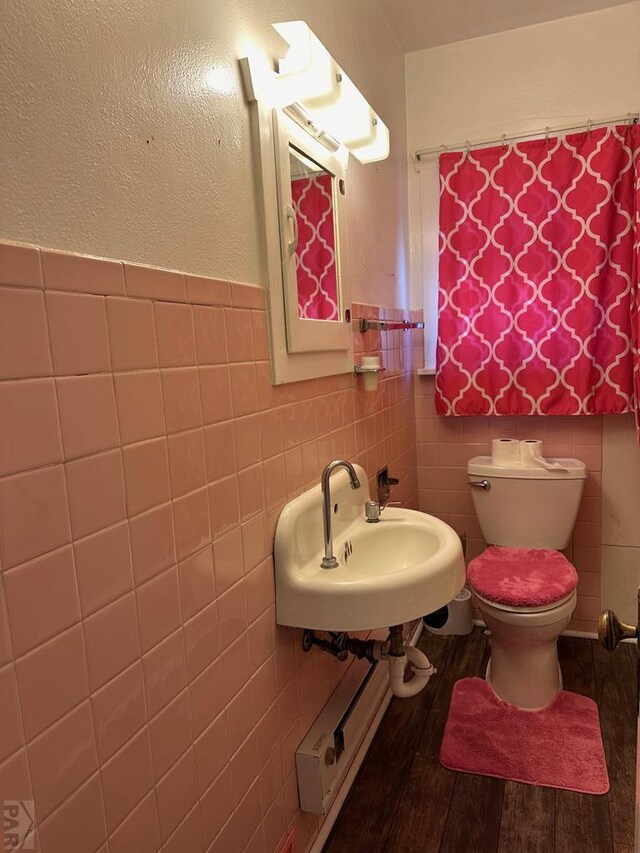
[295,628,392,814]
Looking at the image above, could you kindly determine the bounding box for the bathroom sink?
[274,464,465,631]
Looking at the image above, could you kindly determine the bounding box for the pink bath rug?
[440,677,609,794]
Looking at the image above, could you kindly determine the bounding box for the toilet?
[467,455,586,711]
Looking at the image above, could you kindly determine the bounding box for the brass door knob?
[598,609,638,650]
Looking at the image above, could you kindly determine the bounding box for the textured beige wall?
[405,2,640,150]
[0,0,409,309]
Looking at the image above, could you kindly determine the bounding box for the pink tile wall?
[0,240,421,853]
[415,375,603,634]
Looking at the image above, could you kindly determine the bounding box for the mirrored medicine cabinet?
[239,61,354,385]
[273,110,351,358]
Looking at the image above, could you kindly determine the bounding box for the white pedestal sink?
[274,464,466,631]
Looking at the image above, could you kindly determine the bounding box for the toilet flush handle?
[469,479,491,491]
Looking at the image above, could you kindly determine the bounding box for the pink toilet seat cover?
[467,546,578,608]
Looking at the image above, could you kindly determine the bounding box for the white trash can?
[423,588,473,636]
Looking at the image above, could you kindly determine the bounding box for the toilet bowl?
[477,591,576,710]
[467,455,586,710]
[468,544,579,709]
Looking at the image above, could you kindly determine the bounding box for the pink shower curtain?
[436,124,640,432]
[634,137,640,436]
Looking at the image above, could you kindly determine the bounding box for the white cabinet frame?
[240,57,354,385]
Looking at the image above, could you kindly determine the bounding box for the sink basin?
[274,464,465,631]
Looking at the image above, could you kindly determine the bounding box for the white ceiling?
[375,0,636,51]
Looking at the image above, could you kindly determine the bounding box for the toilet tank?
[468,457,587,549]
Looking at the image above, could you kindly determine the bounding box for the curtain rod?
[413,110,640,161]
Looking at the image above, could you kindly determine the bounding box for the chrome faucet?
[320,460,361,568]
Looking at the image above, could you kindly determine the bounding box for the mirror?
[274,111,350,356]
[239,57,354,383]
[289,146,341,322]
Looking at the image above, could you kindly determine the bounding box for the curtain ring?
[501,134,507,150]
[587,119,593,135]
[545,126,550,147]
[465,140,471,157]
[628,112,639,126]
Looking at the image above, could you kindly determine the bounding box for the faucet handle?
[365,500,381,523]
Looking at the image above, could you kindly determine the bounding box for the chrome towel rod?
[414,110,640,161]
[357,318,425,332]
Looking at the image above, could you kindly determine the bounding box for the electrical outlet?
[278,827,296,853]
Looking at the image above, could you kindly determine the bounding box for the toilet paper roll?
[520,439,567,470]
[519,439,545,468]
[491,438,521,466]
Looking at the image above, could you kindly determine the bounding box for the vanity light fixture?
[270,21,390,164]
[273,21,389,163]
[283,102,341,153]
[271,21,335,106]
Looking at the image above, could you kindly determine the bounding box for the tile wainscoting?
[0,239,423,853]
[2,235,614,853]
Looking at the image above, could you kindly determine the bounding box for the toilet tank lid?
[468,456,587,479]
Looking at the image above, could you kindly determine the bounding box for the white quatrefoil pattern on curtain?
[435,124,640,432]
[291,173,339,321]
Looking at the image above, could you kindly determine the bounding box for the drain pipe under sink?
[387,625,436,699]
[300,625,436,699]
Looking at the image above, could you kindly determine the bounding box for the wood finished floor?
[323,628,636,853]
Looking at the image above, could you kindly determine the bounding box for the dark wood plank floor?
[323,628,636,853]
